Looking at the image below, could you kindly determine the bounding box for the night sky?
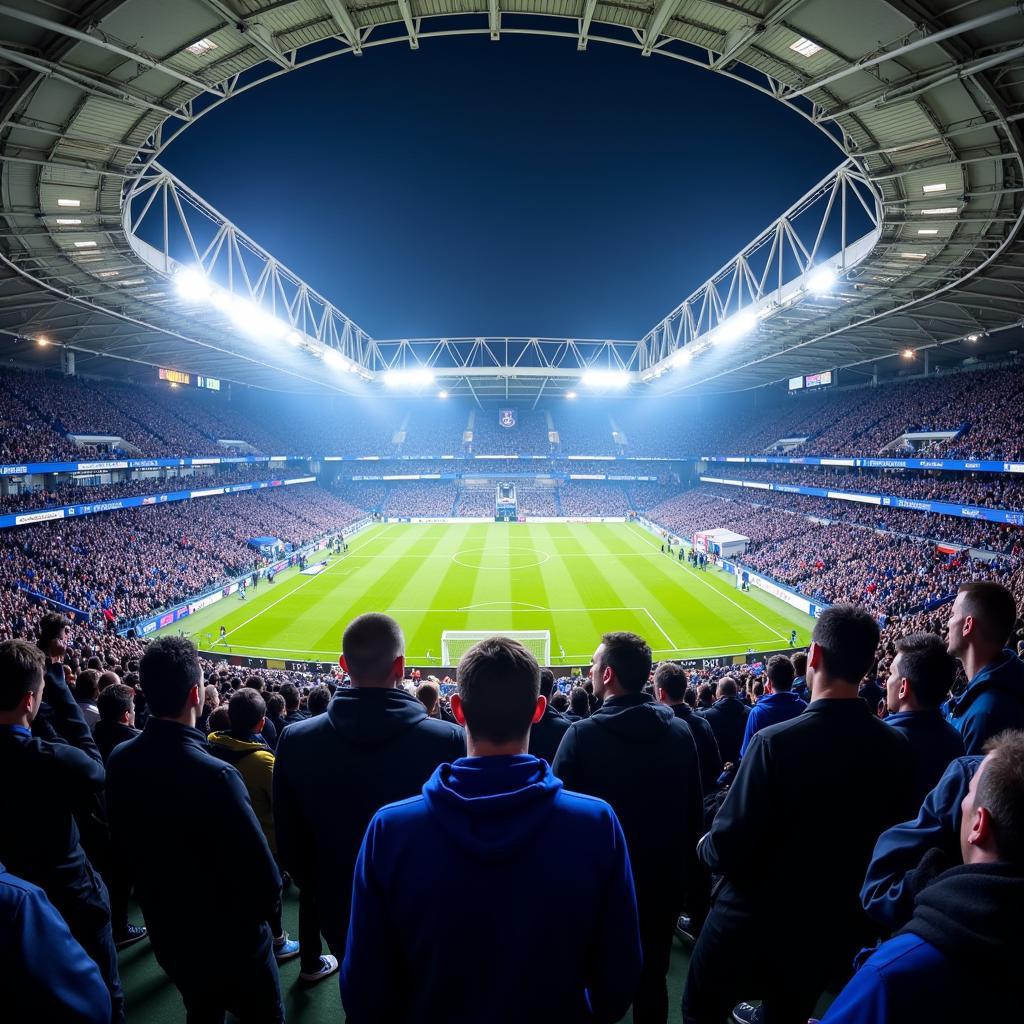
[161,35,843,341]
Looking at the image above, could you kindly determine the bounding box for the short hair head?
[596,632,652,693]
[653,662,688,702]
[307,684,332,716]
[956,581,1017,650]
[139,636,202,718]
[279,682,299,711]
[74,668,100,702]
[791,651,808,676]
[227,688,266,734]
[0,639,45,712]
[457,637,540,744]
[766,655,796,692]
[894,633,957,708]
[265,692,285,718]
[569,686,590,716]
[717,676,738,698]
[810,605,880,686]
[539,668,555,698]
[97,683,135,725]
[976,731,1024,865]
[416,681,439,715]
[38,611,68,649]
[342,613,404,686]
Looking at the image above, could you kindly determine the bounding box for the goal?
[441,630,551,667]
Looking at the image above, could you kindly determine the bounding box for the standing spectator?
[273,613,465,959]
[265,692,287,744]
[340,637,642,1024]
[74,669,101,728]
[884,633,966,805]
[654,662,722,794]
[554,632,703,1024]
[822,731,1024,1023]
[945,581,1024,753]
[528,667,572,764]
[93,683,139,764]
[245,676,278,749]
[738,655,806,758]
[0,639,124,1022]
[306,684,332,717]
[683,606,916,1024]
[697,676,750,766]
[106,637,284,1022]
[0,862,112,1024]
[792,651,810,702]
[415,681,441,718]
[567,685,590,722]
[280,682,308,726]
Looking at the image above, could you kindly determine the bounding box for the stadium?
[1,1,1024,1022]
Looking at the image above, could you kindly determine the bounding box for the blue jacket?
[340,755,641,1024]
[884,709,965,807]
[739,690,805,758]
[861,755,982,931]
[945,649,1024,754]
[825,863,1021,1023]
[0,863,111,1023]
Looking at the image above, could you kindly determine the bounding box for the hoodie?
[272,687,465,956]
[823,863,1022,1023]
[739,690,806,759]
[207,731,276,856]
[945,649,1024,754]
[552,692,703,906]
[340,755,641,1024]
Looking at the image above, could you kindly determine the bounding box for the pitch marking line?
[642,607,677,649]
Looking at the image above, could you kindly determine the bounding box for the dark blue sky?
[161,35,843,340]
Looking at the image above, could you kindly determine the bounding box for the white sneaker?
[300,954,339,983]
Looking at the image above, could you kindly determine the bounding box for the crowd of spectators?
[467,408,552,455]
[381,483,458,517]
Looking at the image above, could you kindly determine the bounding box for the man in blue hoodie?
[945,580,1024,753]
[738,654,805,758]
[340,636,642,1024]
[823,729,1024,1023]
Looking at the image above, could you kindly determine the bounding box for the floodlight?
[286,330,303,346]
[581,369,630,390]
[439,390,449,399]
[713,309,757,344]
[323,348,344,368]
[806,266,836,294]
[902,348,915,359]
[383,367,435,388]
[37,336,49,347]
[175,268,213,303]
[565,390,577,399]
[672,348,692,367]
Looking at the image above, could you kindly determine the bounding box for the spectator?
[683,606,916,1024]
[823,730,1024,1023]
[738,655,805,759]
[527,667,572,763]
[553,632,703,1024]
[74,669,101,727]
[280,682,307,726]
[273,613,465,959]
[306,684,332,717]
[245,675,278,749]
[697,676,750,766]
[567,685,590,721]
[945,581,1024,752]
[550,691,570,714]
[415,681,441,718]
[265,692,287,743]
[0,638,124,1022]
[93,683,139,764]
[791,651,810,702]
[654,662,722,794]
[106,637,284,1022]
[0,862,112,1024]
[884,633,966,805]
[340,636,642,1023]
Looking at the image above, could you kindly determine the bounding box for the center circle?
[452,546,551,570]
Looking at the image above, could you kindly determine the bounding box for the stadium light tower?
[581,369,630,390]
[807,266,837,294]
[384,367,435,389]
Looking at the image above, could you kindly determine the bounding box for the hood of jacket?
[421,754,561,863]
[948,650,1024,719]
[590,692,676,742]
[326,686,432,747]
[207,731,270,754]
[903,862,1024,977]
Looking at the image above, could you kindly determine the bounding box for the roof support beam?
[709,0,808,71]
[322,0,363,54]
[578,0,598,51]
[397,0,419,49]
[489,0,501,40]
[642,0,678,57]
[195,0,293,69]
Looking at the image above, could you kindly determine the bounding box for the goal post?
[441,630,551,667]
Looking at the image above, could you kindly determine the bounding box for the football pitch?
[162,521,815,666]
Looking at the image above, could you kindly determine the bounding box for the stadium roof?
[0,0,1023,401]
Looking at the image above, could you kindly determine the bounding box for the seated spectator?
[823,730,1024,1023]
[340,636,642,1024]
[0,862,112,1024]
[654,662,722,794]
[93,683,139,764]
[106,637,284,1022]
[0,638,123,1022]
[528,667,571,764]
[738,655,806,759]
[945,581,1024,753]
[697,676,750,766]
[884,633,966,805]
[273,613,464,959]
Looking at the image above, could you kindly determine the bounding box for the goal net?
[441,630,551,667]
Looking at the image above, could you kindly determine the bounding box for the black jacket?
[91,721,140,765]
[552,692,703,909]
[668,702,722,793]
[261,715,279,751]
[0,671,107,925]
[700,699,915,959]
[106,718,280,953]
[273,687,465,955]
[528,704,572,764]
[697,696,750,765]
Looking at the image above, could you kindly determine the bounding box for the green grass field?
[161,521,814,666]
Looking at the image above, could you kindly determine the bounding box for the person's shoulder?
[865,932,945,977]
[556,787,617,823]
[371,793,430,829]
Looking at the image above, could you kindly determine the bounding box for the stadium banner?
[0,454,315,476]
[701,455,1024,475]
[0,476,318,532]
[700,476,1024,527]
[718,560,827,618]
[498,408,517,429]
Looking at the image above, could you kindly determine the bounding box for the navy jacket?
[739,690,806,758]
[825,863,1021,1023]
[945,649,1024,754]
[91,720,140,765]
[341,755,641,1024]
[884,709,965,808]
[273,687,465,955]
[0,864,111,1024]
[668,701,722,793]
[792,676,810,703]
[528,703,572,764]
[106,718,281,954]
[861,755,983,931]
[701,699,915,960]
[697,695,750,765]
[552,692,703,909]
